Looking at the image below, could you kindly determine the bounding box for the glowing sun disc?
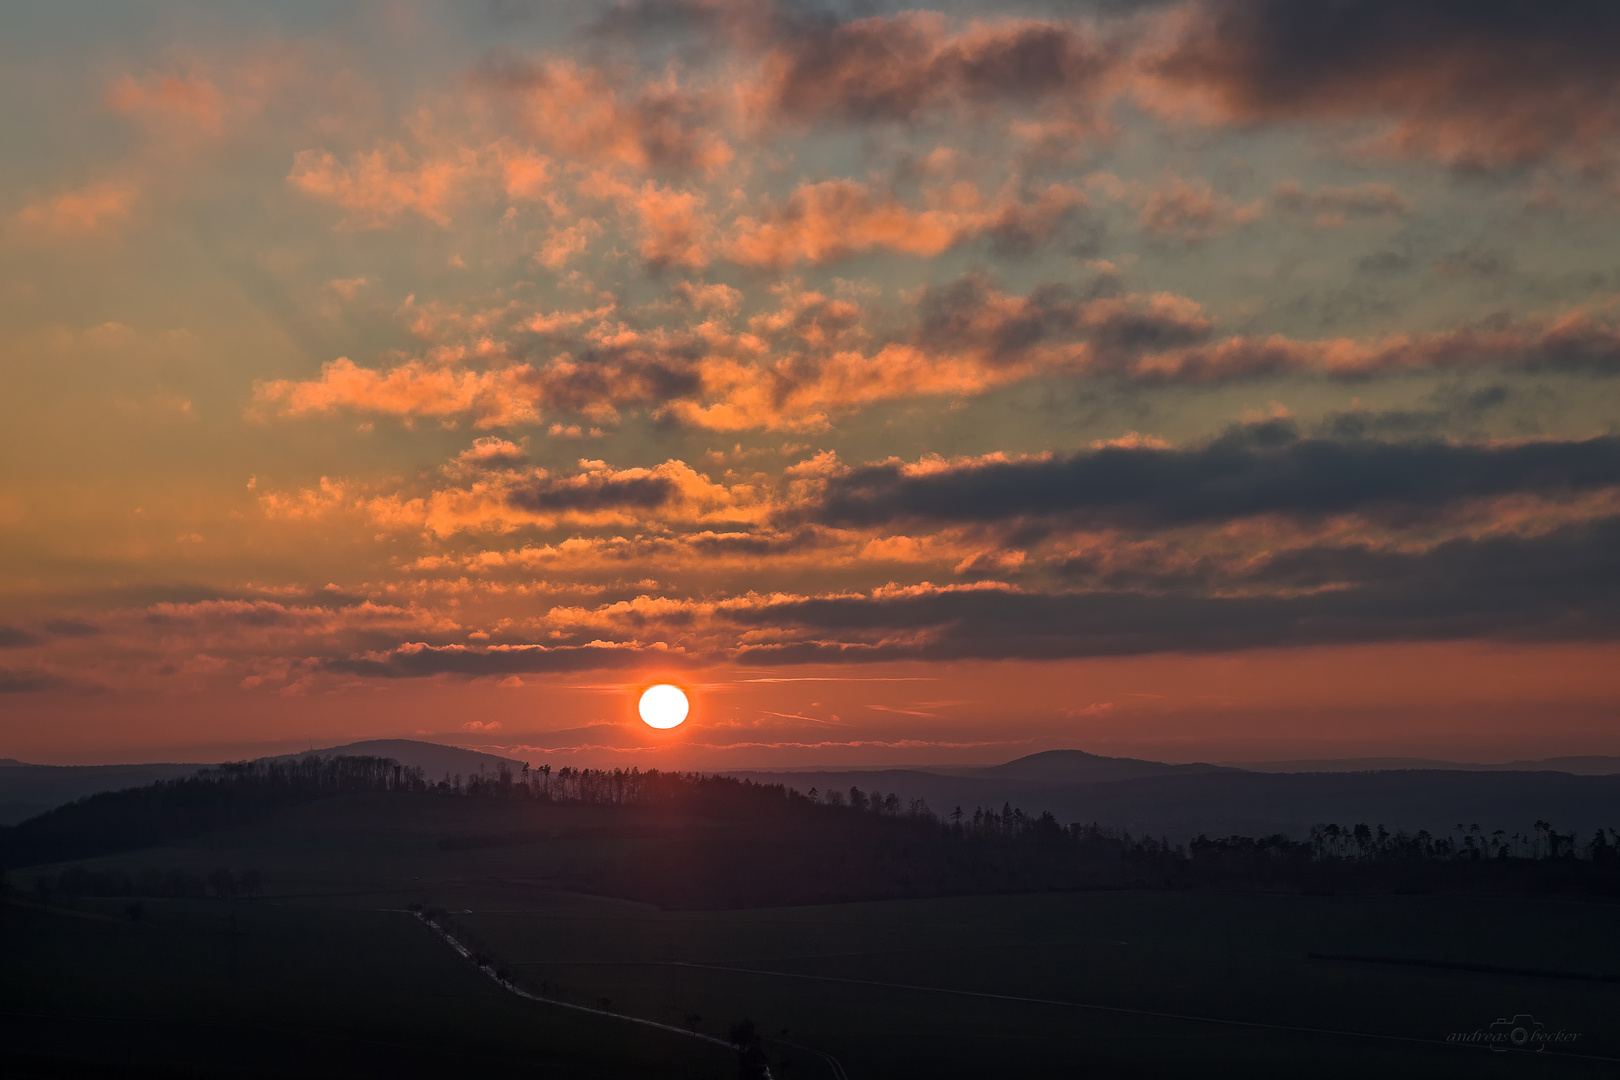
[638,684,689,729]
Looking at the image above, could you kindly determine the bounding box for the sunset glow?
[2,0,1619,768]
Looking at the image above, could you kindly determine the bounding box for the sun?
[638,684,690,729]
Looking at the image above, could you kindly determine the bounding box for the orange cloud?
[287,145,481,228]
[483,58,732,176]
[15,180,139,235]
[104,50,294,139]
[674,343,1016,432]
[364,457,767,538]
[627,182,713,269]
[253,357,541,428]
[724,180,1084,268]
[258,476,349,521]
[107,73,228,134]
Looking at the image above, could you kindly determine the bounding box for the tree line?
[0,754,422,867]
[5,754,1619,906]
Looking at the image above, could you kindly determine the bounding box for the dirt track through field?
[412,912,850,1079]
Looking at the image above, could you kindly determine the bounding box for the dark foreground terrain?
[4,757,1618,1078]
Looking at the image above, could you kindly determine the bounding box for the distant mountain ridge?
[1225,755,1620,776]
[949,748,1237,783]
[5,741,1618,836]
[259,739,527,780]
[728,748,1620,842]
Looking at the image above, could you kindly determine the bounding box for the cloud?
[723,180,1085,268]
[15,180,139,235]
[745,12,1116,128]
[910,273,1213,369]
[1140,0,1620,169]
[287,145,481,228]
[253,357,541,428]
[671,277,1210,430]
[618,1,1620,176]
[105,51,295,139]
[326,640,666,677]
[0,669,71,693]
[1128,309,1620,383]
[507,466,675,513]
[259,477,350,521]
[1434,248,1515,279]
[0,627,42,649]
[624,181,714,269]
[456,437,527,469]
[813,424,1620,528]
[477,56,732,175]
[727,515,1620,661]
[40,619,101,638]
[142,598,446,636]
[1136,175,1262,242]
[250,273,1620,440]
[107,72,230,135]
[1274,181,1413,227]
[367,457,761,536]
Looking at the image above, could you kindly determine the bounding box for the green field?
[8,792,1619,1077]
[0,897,735,1079]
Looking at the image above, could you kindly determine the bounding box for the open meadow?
[8,788,1619,1078]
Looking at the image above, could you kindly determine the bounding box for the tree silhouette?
[729,1019,769,1080]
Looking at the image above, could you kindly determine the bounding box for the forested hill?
[0,756,420,868]
[6,756,1620,910]
[0,739,526,826]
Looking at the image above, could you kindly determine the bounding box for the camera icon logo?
[1489,1014,1544,1052]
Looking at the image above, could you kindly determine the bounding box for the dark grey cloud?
[813,424,1620,528]
[911,274,1211,368]
[1434,248,1516,281]
[326,643,672,678]
[40,619,101,638]
[0,620,103,648]
[732,515,1620,662]
[596,0,1620,169]
[1152,0,1620,168]
[518,349,703,413]
[0,668,70,693]
[756,13,1114,125]
[1318,386,1512,440]
[909,275,1620,383]
[507,472,675,513]
[1355,251,1413,277]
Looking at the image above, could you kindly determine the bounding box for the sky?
[2,0,1619,767]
